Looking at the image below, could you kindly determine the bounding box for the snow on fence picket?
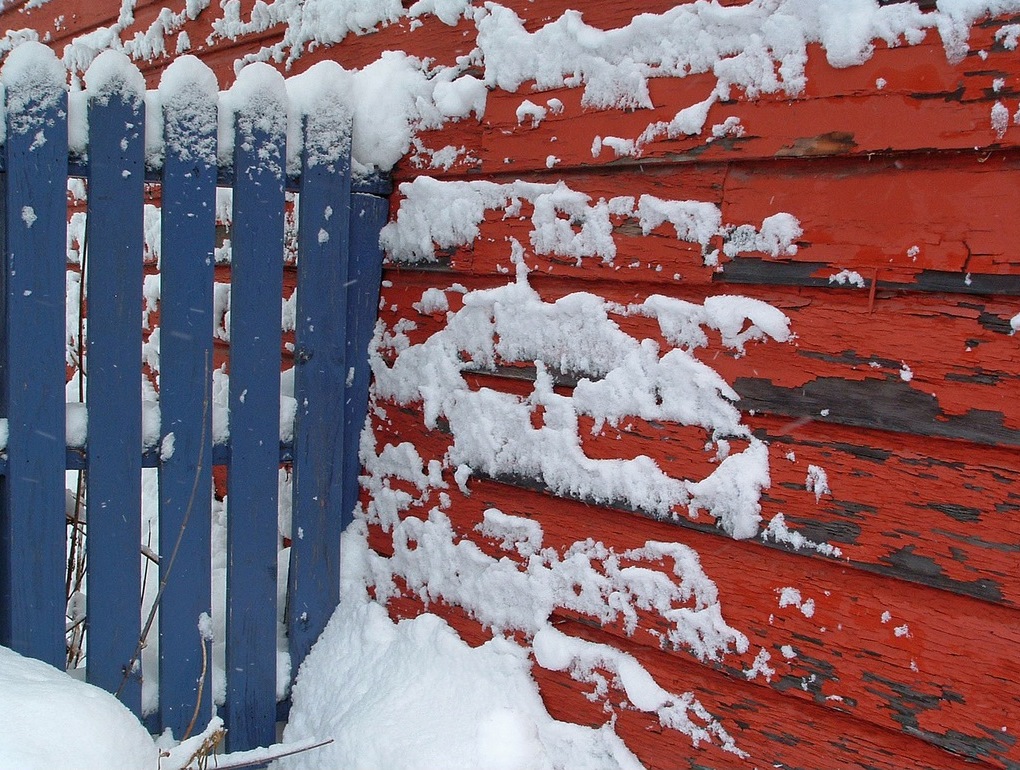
[0,43,388,752]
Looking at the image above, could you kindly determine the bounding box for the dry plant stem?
[188,726,226,770]
[116,355,212,697]
[182,633,210,741]
[190,739,335,770]
[65,225,88,669]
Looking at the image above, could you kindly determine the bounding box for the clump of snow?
[374,262,788,539]
[743,647,775,682]
[0,645,158,770]
[992,99,1010,137]
[158,54,218,165]
[219,61,288,175]
[285,61,353,172]
[516,99,547,127]
[1,40,66,143]
[1011,312,1020,334]
[805,464,830,502]
[761,513,842,558]
[66,402,88,447]
[83,49,145,107]
[381,177,801,266]
[777,586,815,618]
[996,23,1020,49]
[828,269,866,288]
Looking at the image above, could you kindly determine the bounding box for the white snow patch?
[381,177,800,268]
[278,596,645,770]
[761,513,842,558]
[828,269,866,288]
[992,99,1010,137]
[805,464,830,502]
[0,645,158,770]
[777,586,815,618]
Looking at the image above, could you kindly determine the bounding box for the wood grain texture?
[85,88,146,714]
[0,72,68,670]
[157,75,217,738]
[364,472,1020,768]
[224,94,286,752]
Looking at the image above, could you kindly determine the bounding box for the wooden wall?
[6,1,1019,767]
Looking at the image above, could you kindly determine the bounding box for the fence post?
[84,52,145,714]
[157,56,218,738]
[224,63,286,752]
[341,192,389,528]
[0,43,69,670]
[288,90,353,679]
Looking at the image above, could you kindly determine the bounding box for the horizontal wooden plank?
[402,16,1020,176]
[384,157,1020,288]
[371,378,1020,609]
[720,152,1020,281]
[383,589,990,770]
[363,477,1020,767]
[377,271,1020,446]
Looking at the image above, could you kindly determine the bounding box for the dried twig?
[117,354,212,698]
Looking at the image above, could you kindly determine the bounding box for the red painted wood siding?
[8,1,1018,767]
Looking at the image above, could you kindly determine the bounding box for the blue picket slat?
[288,113,353,677]
[224,68,287,753]
[0,45,69,669]
[85,75,145,713]
[157,59,218,738]
[0,51,391,746]
[342,192,389,527]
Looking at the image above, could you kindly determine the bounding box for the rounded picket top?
[159,54,219,165]
[83,49,145,108]
[220,61,288,175]
[284,60,354,174]
[1,41,66,140]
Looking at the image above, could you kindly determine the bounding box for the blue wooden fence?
[0,46,388,752]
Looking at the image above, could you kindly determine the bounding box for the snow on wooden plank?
[364,477,1020,769]
[381,162,1020,291]
[84,53,146,714]
[370,369,1020,611]
[382,590,988,770]
[156,55,218,738]
[377,271,1020,447]
[223,63,286,752]
[287,104,353,677]
[403,19,1020,176]
[0,43,69,670]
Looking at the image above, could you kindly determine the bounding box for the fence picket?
[84,71,146,714]
[288,111,354,677]
[157,60,218,738]
[0,45,68,669]
[224,67,287,752]
[342,192,389,527]
[0,51,390,752]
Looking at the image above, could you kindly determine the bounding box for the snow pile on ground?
[276,592,643,770]
[0,645,158,770]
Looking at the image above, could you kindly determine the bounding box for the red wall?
[7,2,1020,767]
